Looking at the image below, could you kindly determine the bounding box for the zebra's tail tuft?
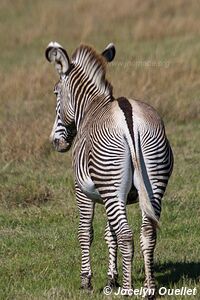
[137,184,160,228]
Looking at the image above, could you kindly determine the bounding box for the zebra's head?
[45,41,116,152]
[49,78,77,152]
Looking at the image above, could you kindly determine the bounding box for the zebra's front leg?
[76,184,95,290]
[104,221,119,288]
[104,198,134,292]
[140,213,158,299]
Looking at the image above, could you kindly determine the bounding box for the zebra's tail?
[130,127,159,228]
[117,97,159,227]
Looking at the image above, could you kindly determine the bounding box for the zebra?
[45,41,173,298]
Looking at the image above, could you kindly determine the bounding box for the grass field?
[0,1,200,299]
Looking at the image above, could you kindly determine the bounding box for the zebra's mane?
[72,45,113,97]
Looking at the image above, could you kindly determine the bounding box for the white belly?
[78,177,103,204]
[77,164,133,205]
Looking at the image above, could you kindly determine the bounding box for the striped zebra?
[45,42,173,298]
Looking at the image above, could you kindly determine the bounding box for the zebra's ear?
[45,42,70,75]
[101,43,116,62]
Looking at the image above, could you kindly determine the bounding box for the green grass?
[0,0,200,299]
[1,122,199,299]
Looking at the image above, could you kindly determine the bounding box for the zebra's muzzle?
[53,138,71,152]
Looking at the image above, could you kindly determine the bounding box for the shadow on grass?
[155,261,200,286]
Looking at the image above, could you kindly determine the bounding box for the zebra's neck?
[72,45,112,96]
[70,44,113,128]
[73,87,113,129]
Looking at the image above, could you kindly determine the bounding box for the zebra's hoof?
[80,285,93,292]
[107,275,120,289]
[147,296,156,300]
[143,280,156,299]
[80,275,93,291]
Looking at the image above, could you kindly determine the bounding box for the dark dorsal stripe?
[117,97,135,146]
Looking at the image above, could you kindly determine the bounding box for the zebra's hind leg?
[140,212,158,299]
[104,198,134,293]
[104,221,119,288]
[76,184,95,291]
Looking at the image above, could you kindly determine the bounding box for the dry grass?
[0,63,53,162]
[0,0,200,163]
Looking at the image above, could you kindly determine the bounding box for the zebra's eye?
[54,88,58,95]
[54,83,60,95]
